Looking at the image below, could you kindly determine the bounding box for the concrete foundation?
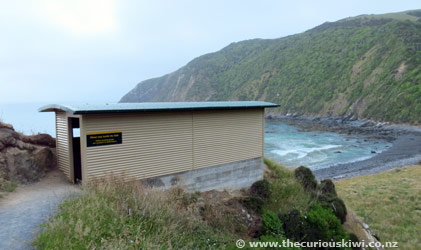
[141,157,263,192]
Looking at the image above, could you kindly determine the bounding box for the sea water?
[265,121,392,170]
[0,103,391,170]
[0,102,56,136]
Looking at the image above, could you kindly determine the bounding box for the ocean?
[0,102,392,170]
[0,102,56,136]
[265,120,392,170]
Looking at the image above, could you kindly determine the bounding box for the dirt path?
[0,170,80,250]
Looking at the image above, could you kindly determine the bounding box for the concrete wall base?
[141,157,263,192]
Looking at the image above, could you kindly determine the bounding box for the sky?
[0,0,420,104]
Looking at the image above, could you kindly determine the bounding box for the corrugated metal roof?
[39,101,279,114]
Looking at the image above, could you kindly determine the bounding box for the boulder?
[0,123,57,186]
[3,147,56,184]
[22,133,56,147]
[0,128,18,149]
[0,121,14,130]
[34,147,57,171]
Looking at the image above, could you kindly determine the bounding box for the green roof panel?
[39,101,279,114]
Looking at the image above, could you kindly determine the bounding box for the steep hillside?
[121,10,421,124]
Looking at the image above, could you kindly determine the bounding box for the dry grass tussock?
[33,175,235,249]
[34,161,357,249]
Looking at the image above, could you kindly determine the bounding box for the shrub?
[305,203,349,243]
[242,196,264,213]
[279,209,324,243]
[250,180,271,200]
[294,166,317,191]
[279,205,350,246]
[318,194,348,223]
[261,210,282,236]
[319,179,337,196]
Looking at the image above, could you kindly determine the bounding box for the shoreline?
[266,114,421,180]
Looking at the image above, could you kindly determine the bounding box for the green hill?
[120,10,421,124]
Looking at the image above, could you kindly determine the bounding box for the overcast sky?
[0,0,419,104]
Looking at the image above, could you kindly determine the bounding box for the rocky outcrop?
[0,121,56,186]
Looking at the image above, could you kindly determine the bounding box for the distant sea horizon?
[0,102,56,136]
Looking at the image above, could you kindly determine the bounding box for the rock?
[0,121,14,130]
[3,147,56,184]
[0,123,57,186]
[360,121,375,127]
[22,134,56,148]
[4,147,42,183]
[34,147,57,170]
[16,140,35,151]
[0,128,18,149]
[371,151,376,154]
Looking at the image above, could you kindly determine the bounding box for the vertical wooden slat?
[83,112,194,180]
[193,109,263,169]
[55,112,71,180]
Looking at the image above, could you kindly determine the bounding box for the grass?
[33,177,234,249]
[335,165,421,250]
[0,172,17,193]
[34,160,351,249]
[263,158,313,213]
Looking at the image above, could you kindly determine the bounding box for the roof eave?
[38,104,76,114]
[72,105,279,114]
[39,102,280,114]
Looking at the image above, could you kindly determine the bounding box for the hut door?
[69,117,82,183]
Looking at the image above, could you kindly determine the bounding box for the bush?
[279,209,324,243]
[250,180,271,200]
[294,166,317,191]
[318,194,348,223]
[261,210,282,236]
[279,205,350,247]
[319,179,337,196]
[305,203,349,243]
[242,196,265,213]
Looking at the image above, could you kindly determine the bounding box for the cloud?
[38,0,118,36]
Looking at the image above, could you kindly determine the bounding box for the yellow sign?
[86,131,122,147]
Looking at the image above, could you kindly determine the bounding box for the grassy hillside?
[121,10,421,124]
[336,165,421,250]
[34,160,357,249]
